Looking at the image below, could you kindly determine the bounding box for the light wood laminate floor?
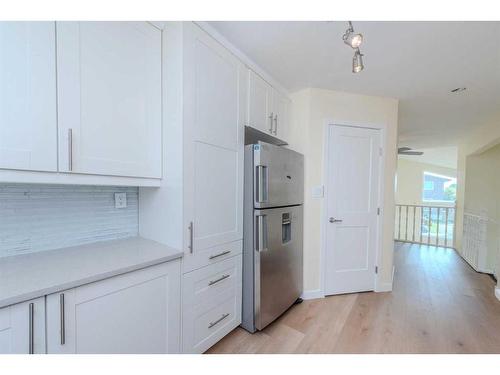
[208,242,500,353]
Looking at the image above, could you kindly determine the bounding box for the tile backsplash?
[0,184,138,258]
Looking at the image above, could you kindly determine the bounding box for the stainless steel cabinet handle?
[273,114,278,135]
[208,274,230,286]
[255,166,268,203]
[68,129,73,171]
[268,112,274,133]
[60,294,65,345]
[209,250,231,260]
[28,303,34,354]
[188,222,194,253]
[208,313,230,329]
[329,217,343,223]
[256,215,268,252]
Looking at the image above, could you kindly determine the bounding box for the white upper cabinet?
[272,89,291,141]
[247,68,290,141]
[0,297,46,354]
[0,22,57,172]
[56,22,162,178]
[247,70,274,134]
[183,23,245,254]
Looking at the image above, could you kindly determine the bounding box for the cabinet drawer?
[183,255,242,309]
[182,279,241,354]
[183,240,242,273]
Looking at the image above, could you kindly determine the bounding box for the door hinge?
[379,147,383,156]
[375,266,378,274]
[377,207,381,215]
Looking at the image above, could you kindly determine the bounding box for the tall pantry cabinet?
[139,22,245,354]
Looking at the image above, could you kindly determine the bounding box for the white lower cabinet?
[46,261,181,354]
[182,255,242,353]
[0,297,46,354]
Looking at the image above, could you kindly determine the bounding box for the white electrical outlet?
[114,192,127,209]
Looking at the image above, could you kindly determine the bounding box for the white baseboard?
[301,289,324,300]
[375,282,393,292]
[375,265,395,292]
[495,287,500,301]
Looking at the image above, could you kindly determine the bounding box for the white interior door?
[324,124,381,295]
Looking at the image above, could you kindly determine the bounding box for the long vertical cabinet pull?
[255,166,268,203]
[68,129,73,171]
[188,222,194,253]
[28,303,34,354]
[256,215,268,252]
[60,293,65,345]
[268,112,274,133]
[273,114,278,135]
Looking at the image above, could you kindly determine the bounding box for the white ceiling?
[399,146,458,169]
[209,21,500,148]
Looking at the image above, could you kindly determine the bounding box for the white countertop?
[0,237,183,308]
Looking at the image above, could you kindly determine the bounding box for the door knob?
[329,217,342,223]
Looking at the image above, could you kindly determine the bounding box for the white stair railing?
[395,204,455,248]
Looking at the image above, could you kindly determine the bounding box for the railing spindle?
[398,205,402,240]
[427,207,432,244]
[436,207,440,246]
[420,206,424,243]
[405,205,409,241]
[412,205,416,242]
[444,207,449,247]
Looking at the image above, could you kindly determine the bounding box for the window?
[423,181,434,191]
[422,172,456,203]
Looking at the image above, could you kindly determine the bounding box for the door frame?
[320,120,387,296]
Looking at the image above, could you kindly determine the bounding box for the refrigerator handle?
[256,214,268,252]
[255,165,268,203]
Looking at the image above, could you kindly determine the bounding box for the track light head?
[352,49,364,73]
[343,21,363,49]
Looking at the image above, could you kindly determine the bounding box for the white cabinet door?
[0,297,46,354]
[56,21,162,178]
[0,22,57,172]
[184,23,245,254]
[46,261,181,354]
[272,89,290,141]
[247,70,273,134]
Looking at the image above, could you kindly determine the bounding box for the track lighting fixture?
[343,21,365,73]
[352,49,364,73]
[343,21,363,49]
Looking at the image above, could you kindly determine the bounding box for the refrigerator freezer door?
[254,205,303,330]
[253,142,304,208]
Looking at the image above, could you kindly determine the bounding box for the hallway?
[208,242,500,353]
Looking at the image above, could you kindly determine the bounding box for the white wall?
[396,158,456,206]
[454,116,500,291]
[463,144,500,275]
[288,88,399,294]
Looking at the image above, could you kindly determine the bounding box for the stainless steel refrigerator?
[242,141,304,333]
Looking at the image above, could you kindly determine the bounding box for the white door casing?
[324,124,382,295]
